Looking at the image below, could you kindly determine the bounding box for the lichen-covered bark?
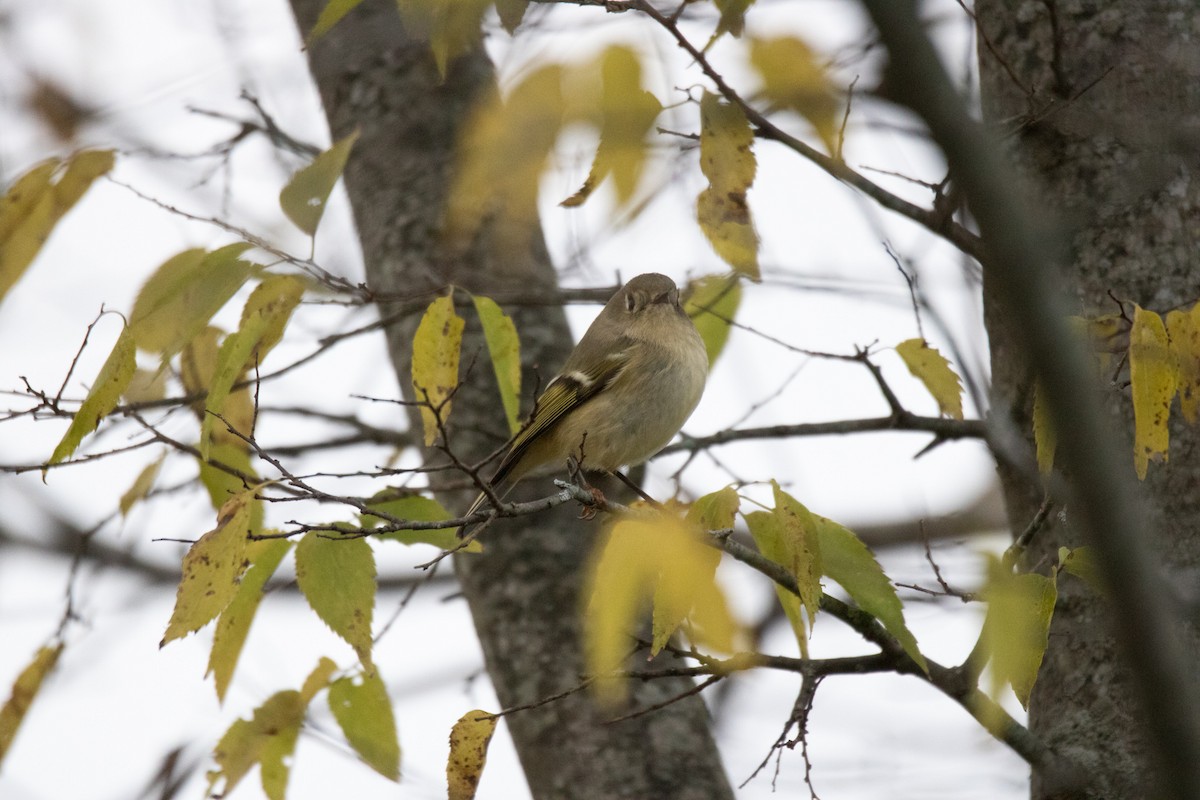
[974,2,1200,797]
[287,1,733,797]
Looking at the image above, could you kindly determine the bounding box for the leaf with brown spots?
[295,531,376,669]
[447,710,498,800]
[411,294,464,447]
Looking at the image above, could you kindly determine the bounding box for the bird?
[460,272,708,533]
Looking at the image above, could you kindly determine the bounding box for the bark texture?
[974,2,1200,797]
[288,2,734,797]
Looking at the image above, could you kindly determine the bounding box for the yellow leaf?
[161,489,256,646]
[561,46,662,209]
[1032,381,1056,475]
[129,244,254,359]
[447,710,498,800]
[295,532,376,669]
[895,337,964,420]
[749,37,839,154]
[300,657,339,704]
[207,538,293,703]
[329,671,401,780]
[428,0,491,78]
[118,454,165,517]
[1167,306,1200,424]
[650,516,728,656]
[123,367,167,404]
[0,159,57,243]
[696,91,759,279]
[411,294,465,447]
[447,64,565,246]
[280,129,359,236]
[307,0,365,42]
[1057,546,1104,596]
[238,274,306,363]
[685,486,740,531]
[683,273,741,365]
[0,644,63,768]
[472,295,522,435]
[51,149,115,210]
[210,690,306,800]
[1129,305,1174,480]
[980,556,1057,709]
[47,324,137,467]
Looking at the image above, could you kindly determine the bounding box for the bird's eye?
[625,293,638,312]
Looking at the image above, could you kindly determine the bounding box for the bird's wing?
[488,342,633,488]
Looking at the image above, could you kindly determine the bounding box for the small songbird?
[461,272,708,530]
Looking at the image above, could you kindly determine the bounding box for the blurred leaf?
[362,493,482,552]
[561,46,662,209]
[129,244,254,359]
[411,294,465,447]
[428,0,491,78]
[307,0,365,42]
[300,657,338,704]
[696,91,759,279]
[123,367,167,404]
[713,0,754,37]
[1167,305,1200,424]
[895,337,964,420]
[1032,381,1056,475]
[1057,546,1104,596]
[0,151,113,306]
[295,531,376,669]
[161,489,256,646]
[472,295,522,435]
[447,710,498,800]
[47,324,137,467]
[209,690,305,800]
[686,486,740,531]
[0,643,63,768]
[119,453,165,517]
[1129,305,1174,480]
[448,65,565,246]
[208,538,293,703]
[684,274,741,365]
[197,440,260,520]
[238,275,306,363]
[183,326,255,452]
[280,130,359,236]
[329,671,401,780]
[816,516,927,673]
[749,36,839,154]
[494,0,530,33]
[980,557,1057,709]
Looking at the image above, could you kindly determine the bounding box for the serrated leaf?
[472,295,522,435]
[129,244,254,359]
[307,0,365,42]
[0,151,113,306]
[161,490,256,646]
[980,557,1057,709]
[208,538,293,703]
[210,690,305,800]
[280,130,359,236]
[684,274,741,365]
[696,92,759,279]
[47,324,136,467]
[447,64,565,246]
[816,516,927,673]
[361,493,482,552]
[411,294,465,447]
[295,532,376,669]
[896,337,964,420]
[329,671,400,780]
[561,46,662,209]
[447,710,498,800]
[1032,380,1056,475]
[119,453,165,517]
[494,0,529,33]
[1129,305,1174,480]
[183,327,255,452]
[749,37,839,154]
[0,643,63,768]
[1167,306,1200,424]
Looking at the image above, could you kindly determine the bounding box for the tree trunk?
[288,2,734,797]
[975,2,1200,797]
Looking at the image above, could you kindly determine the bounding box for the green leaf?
[683,274,741,366]
[816,516,927,673]
[713,0,754,37]
[295,532,376,669]
[696,91,759,279]
[161,490,256,646]
[472,295,522,435]
[447,710,498,800]
[128,244,254,359]
[686,486,740,531]
[119,453,165,516]
[208,538,293,703]
[197,440,260,518]
[895,337,964,420]
[1057,546,1105,596]
[0,643,63,768]
[980,557,1057,709]
[1129,305,1174,480]
[361,493,482,552]
[307,0,365,42]
[328,671,401,780]
[411,294,465,447]
[47,324,137,467]
[210,690,305,800]
[280,129,359,236]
